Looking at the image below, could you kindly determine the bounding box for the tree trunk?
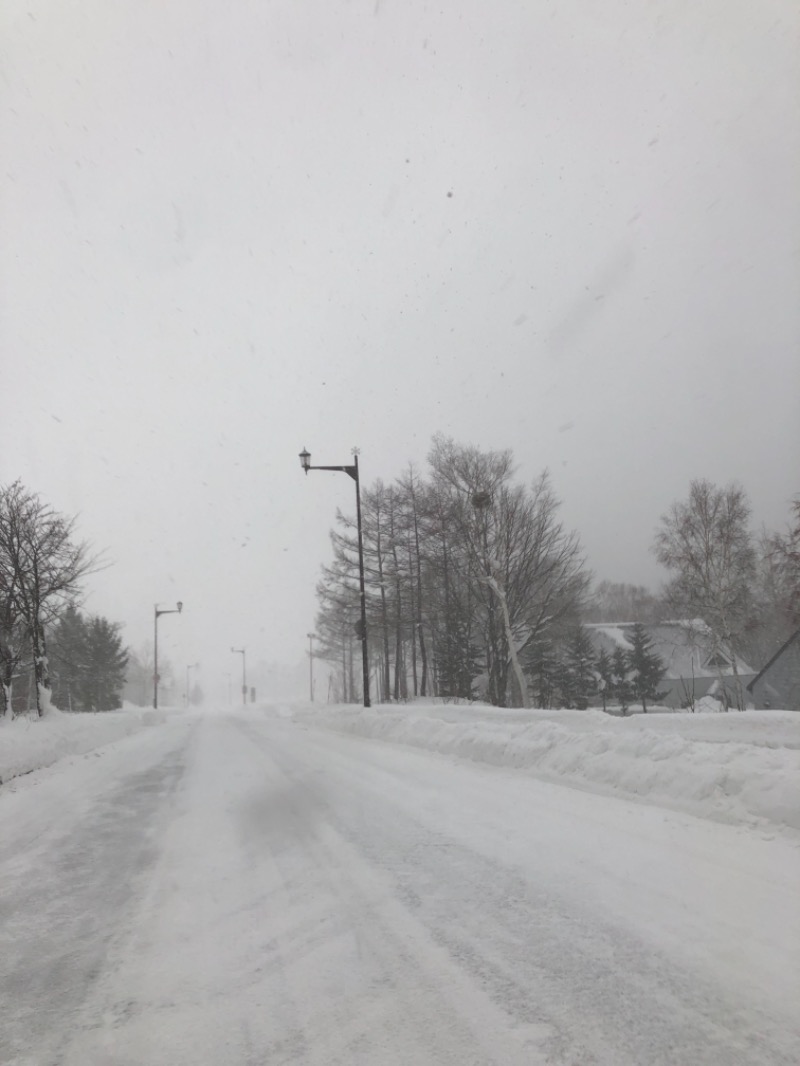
[32,621,52,716]
[719,605,746,710]
[408,542,418,697]
[486,574,530,708]
[376,526,391,702]
[347,637,355,704]
[341,642,348,704]
[729,653,746,710]
[393,582,403,701]
[440,528,454,697]
[413,513,428,696]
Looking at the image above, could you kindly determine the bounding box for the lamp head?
[177,601,183,613]
[299,447,311,473]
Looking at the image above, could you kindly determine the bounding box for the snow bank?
[0,707,161,785]
[297,704,800,833]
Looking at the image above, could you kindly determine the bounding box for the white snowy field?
[1,704,799,1064]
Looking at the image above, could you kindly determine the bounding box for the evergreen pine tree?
[49,605,88,711]
[83,616,129,711]
[526,634,559,708]
[596,646,614,713]
[611,647,631,715]
[626,622,667,713]
[564,626,596,709]
[51,610,128,711]
[552,656,572,709]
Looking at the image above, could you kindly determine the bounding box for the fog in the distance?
[2,0,797,701]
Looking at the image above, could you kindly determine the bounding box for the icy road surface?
[1,708,798,1065]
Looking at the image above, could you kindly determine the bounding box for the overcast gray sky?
[2,0,798,699]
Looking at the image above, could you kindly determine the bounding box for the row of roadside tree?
[314,436,799,710]
[0,481,129,717]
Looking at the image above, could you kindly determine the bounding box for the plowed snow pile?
[298,703,800,832]
[0,706,166,784]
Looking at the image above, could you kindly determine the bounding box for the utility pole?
[153,601,183,709]
[231,647,246,705]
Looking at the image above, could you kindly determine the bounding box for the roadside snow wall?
[0,708,165,785]
[301,705,800,833]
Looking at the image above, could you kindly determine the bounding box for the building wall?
[662,673,757,709]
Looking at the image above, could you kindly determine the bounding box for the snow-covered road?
[2,708,798,1065]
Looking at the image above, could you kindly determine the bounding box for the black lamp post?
[154,601,183,709]
[231,647,246,705]
[299,447,370,708]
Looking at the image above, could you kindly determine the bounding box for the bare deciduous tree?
[428,438,588,707]
[0,564,26,718]
[0,481,97,716]
[313,437,588,708]
[428,436,529,705]
[654,479,755,709]
[765,497,800,627]
[584,580,666,623]
[739,496,800,671]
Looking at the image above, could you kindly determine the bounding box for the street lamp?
[231,647,246,705]
[307,632,316,701]
[154,601,183,709]
[299,447,370,707]
[185,662,199,706]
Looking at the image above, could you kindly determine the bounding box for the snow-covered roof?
[584,621,755,680]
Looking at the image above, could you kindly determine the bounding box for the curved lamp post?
[154,601,183,709]
[299,447,370,707]
[231,647,246,705]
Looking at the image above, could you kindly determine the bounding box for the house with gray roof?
[585,620,756,710]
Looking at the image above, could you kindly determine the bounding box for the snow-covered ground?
[0,705,179,785]
[2,705,799,1064]
[3,700,799,835]
[293,701,800,834]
